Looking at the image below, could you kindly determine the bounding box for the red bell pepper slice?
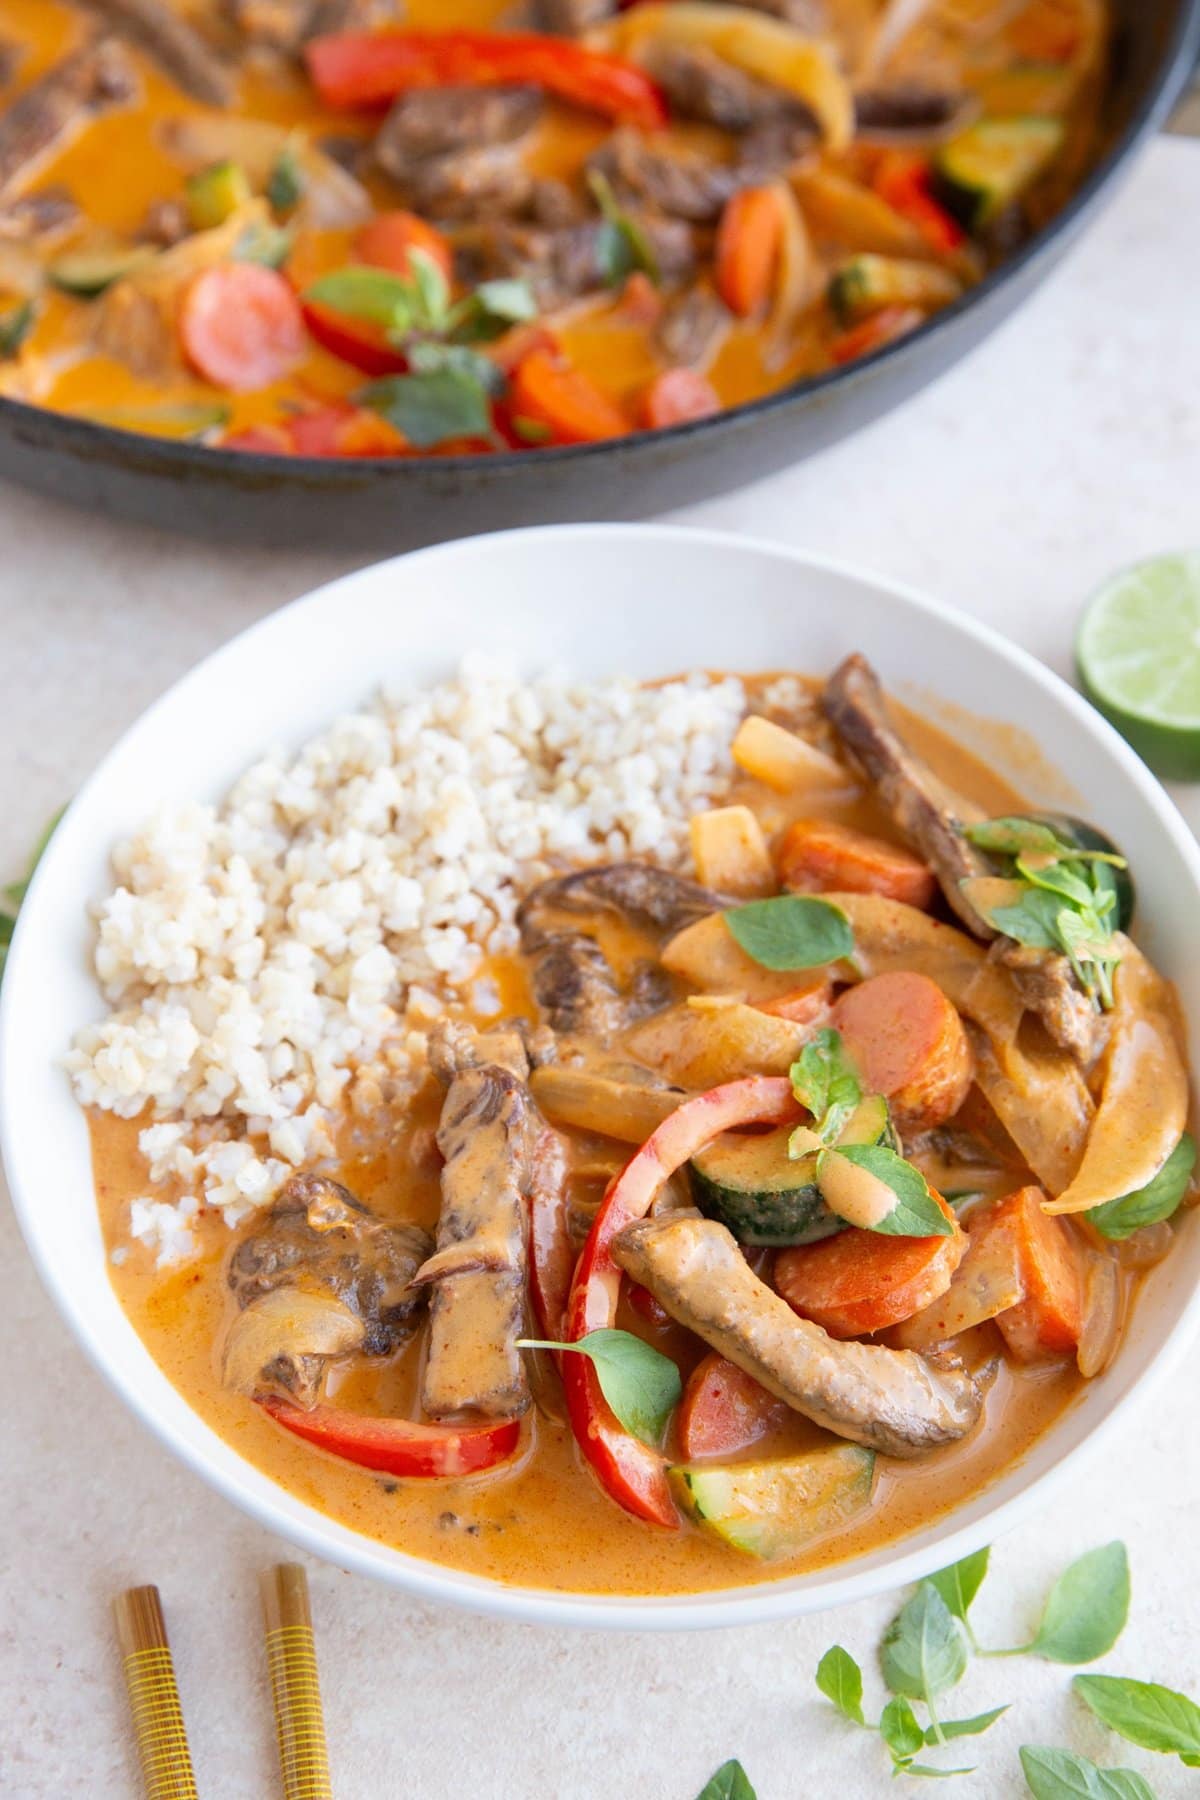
[306,30,668,130]
[260,1397,521,1478]
[301,298,408,377]
[873,152,965,256]
[562,1075,799,1527]
[829,304,924,366]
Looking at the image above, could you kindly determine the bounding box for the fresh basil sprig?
[788,1027,862,1146]
[266,143,305,214]
[1074,1674,1200,1767]
[724,895,853,972]
[518,1329,681,1446]
[985,1542,1130,1663]
[588,170,661,288]
[881,1582,970,1744]
[964,816,1128,1010]
[1087,1134,1196,1240]
[693,1760,757,1800]
[1018,1746,1155,1800]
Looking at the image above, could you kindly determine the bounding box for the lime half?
[1077,552,1200,779]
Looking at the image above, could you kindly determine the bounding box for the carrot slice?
[715,185,785,318]
[356,210,453,281]
[509,347,629,444]
[755,980,833,1027]
[777,818,936,910]
[775,1191,965,1338]
[831,970,974,1134]
[975,1186,1083,1360]
[288,403,405,457]
[829,304,923,365]
[181,263,306,393]
[678,1352,786,1459]
[640,367,721,430]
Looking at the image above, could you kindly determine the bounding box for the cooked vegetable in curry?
[1,0,1109,454]
[81,653,1195,1594]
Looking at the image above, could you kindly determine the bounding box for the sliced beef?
[854,86,972,137]
[401,147,535,223]
[0,186,80,244]
[646,41,809,134]
[224,1174,433,1407]
[82,0,234,106]
[454,214,695,310]
[137,196,190,248]
[530,0,617,29]
[614,1214,992,1457]
[419,1023,538,1421]
[656,283,732,369]
[990,943,1109,1064]
[520,863,724,946]
[377,85,544,167]
[223,0,401,55]
[590,127,746,224]
[737,113,819,178]
[529,177,584,230]
[0,39,137,199]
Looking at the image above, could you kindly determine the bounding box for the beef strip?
[646,41,813,136]
[0,186,79,244]
[589,128,747,225]
[656,283,732,369]
[520,863,725,944]
[452,212,695,308]
[402,147,535,222]
[223,0,401,55]
[0,39,137,199]
[614,1214,992,1457]
[737,113,819,178]
[823,654,1106,1061]
[82,0,234,106]
[419,1023,537,1420]
[530,0,617,29]
[225,1174,433,1407]
[854,86,972,137]
[376,85,544,222]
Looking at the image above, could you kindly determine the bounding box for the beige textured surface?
[3,139,1200,1800]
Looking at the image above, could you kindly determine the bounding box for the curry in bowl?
[71,651,1194,1593]
[0,0,1108,455]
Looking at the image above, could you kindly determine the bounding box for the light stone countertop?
[2,136,1200,1800]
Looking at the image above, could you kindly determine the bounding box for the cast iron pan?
[2,0,1197,549]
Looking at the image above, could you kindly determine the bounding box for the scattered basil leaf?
[967,818,1072,858]
[881,1583,969,1734]
[789,1028,863,1146]
[1074,1674,1200,1764]
[933,1707,1008,1742]
[900,1764,976,1779]
[0,297,34,360]
[307,265,413,328]
[517,1330,681,1446]
[815,1645,865,1725]
[694,1760,756,1800]
[1028,1543,1131,1664]
[0,806,64,983]
[359,367,493,449]
[1018,1746,1156,1800]
[1087,1135,1196,1240]
[724,895,853,972]
[827,1144,954,1238]
[928,1548,991,1622]
[449,276,538,342]
[880,1695,926,1762]
[589,169,661,287]
[267,144,305,213]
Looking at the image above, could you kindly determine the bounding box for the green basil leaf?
[450,277,539,342]
[406,247,451,331]
[0,297,34,360]
[829,1144,954,1238]
[518,1330,681,1445]
[266,144,305,213]
[789,1028,862,1144]
[359,368,493,449]
[815,1645,865,1725]
[1087,1135,1196,1240]
[724,895,853,972]
[307,265,412,328]
[880,1695,925,1761]
[901,1765,977,1779]
[1074,1674,1200,1762]
[588,169,661,287]
[987,885,1065,951]
[1016,853,1097,910]
[927,1547,990,1621]
[234,219,292,269]
[1019,1746,1156,1800]
[406,339,505,396]
[881,1584,968,1703]
[1030,1542,1130,1664]
[931,1706,1008,1742]
[694,1760,757,1800]
[966,818,1072,857]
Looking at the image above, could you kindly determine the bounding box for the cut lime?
[1076,552,1200,779]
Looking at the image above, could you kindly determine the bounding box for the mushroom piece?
[82,0,235,107]
[614,1213,993,1457]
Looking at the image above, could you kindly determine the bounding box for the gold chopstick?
[113,1586,199,1800]
[261,1563,333,1800]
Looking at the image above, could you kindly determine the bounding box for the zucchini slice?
[691,1094,895,1247]
[828,254,961,325]
[671,1445,876,1559]
[933,116,1065,230]
[49,245,158,297]
[186,158,253,231]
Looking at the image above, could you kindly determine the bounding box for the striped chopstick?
[261,1563,333,1800]
[113,1586,199,1800]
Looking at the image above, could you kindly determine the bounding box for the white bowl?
[4,524,1199,1631]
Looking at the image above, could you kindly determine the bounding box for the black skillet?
[1,0,1197,549]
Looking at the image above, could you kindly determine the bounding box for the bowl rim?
[2,0,1198,483]
[5,520,1200,1632]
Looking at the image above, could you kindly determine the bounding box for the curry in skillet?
[78,655,1194,1591]
[0,0,1107,454]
